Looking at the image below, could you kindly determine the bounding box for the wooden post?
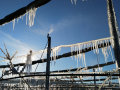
[93,69,96,90]
[107,0,120,67]
[45,34,51,90]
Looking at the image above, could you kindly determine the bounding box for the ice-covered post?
[45,34,51,90]
[93,69,96,90]
[107,0,120,68]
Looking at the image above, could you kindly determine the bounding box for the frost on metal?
[107,0,120,46]
[107,0,119,36]
[107,0,120,86]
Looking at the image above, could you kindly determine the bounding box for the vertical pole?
[93,69,96,90]
[45,34,51,90]
[107,0,120,68]
[107,0,120,86]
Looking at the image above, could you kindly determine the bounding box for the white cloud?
[0,31,34,56]
[0,31,37,64]
[53,14,83,31]
[0,31,46,72]
[32,14,83,36]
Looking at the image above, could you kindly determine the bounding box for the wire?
[34,42,48,72]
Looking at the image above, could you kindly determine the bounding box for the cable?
[34,42,48,72]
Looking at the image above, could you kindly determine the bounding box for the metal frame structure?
[0,0,120,90]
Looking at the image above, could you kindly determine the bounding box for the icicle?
[78,53,82,62]
[93,41,99,54]
[24,83,28,90]
[12,19,15,30]
[83,53,86,67]
[21,15,24,21]
[101,47,108,63]
[71,46,73,60]
[71,0,73,4]
[95,68,98,72]
[17,18,19,23]
[26,8,37,27]
[77,45,79,61]
[82,0,87,1]
[81,54,84,67]
[51,47,61,65]
[110,38,114,48]
[115,61,118,69]
[71,0,77,5]
[108,45,114,62]
[72,44,86,67]
[78,45,81,60]
[98,67,103,72]
[26,12,28,25]
[92,41,95,52]
[74,0,77,5]
[77,55,79,67]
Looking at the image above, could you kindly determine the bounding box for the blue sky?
[0,0,120,72]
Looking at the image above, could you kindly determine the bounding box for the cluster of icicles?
[12,0,85,29]
[70,0,87,5]
[12,0,89,29]
[51,37,114,67]
[71,0,77,5]
[8,37,114,74]
[12,8,37,29]
[12,37,114,65]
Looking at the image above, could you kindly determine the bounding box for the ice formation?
[25,51,32,74]
[26,8,37,27]
[107,0,119,38]
[94,67,103,73]
[12,19,15,30]
[107,0,120,66]
[50,37,114,67]
[12,8,37,29]
[8,37,114,71]
[70,0,87,5]
[71,0,77,5]
[24,83,28,90]
[51,46,61,60]
[107,2,120,86]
